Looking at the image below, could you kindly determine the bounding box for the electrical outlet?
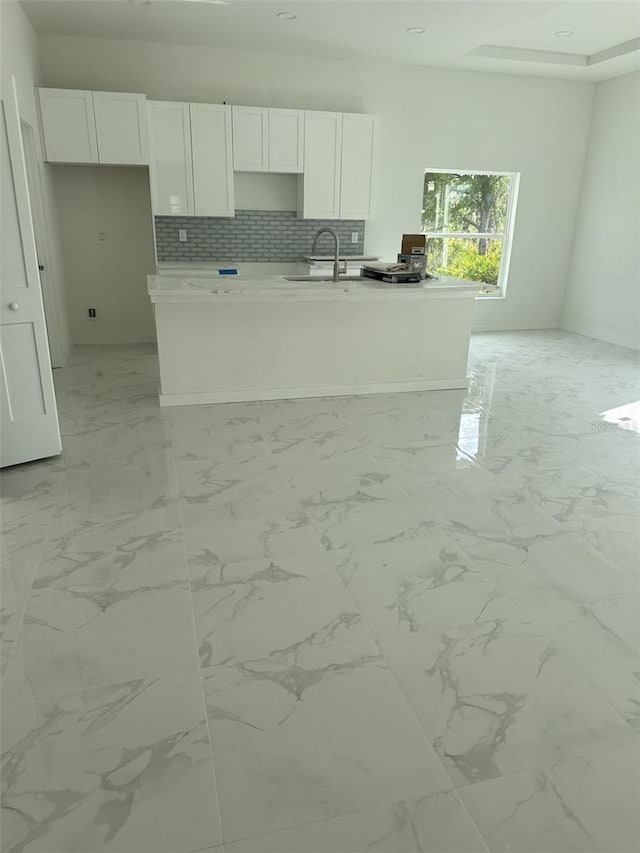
[88,307,98,320]
[351,232,359,244]
[97,228,106,242]
[178,229,188,242]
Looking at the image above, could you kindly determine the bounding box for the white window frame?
[422,167,520,298]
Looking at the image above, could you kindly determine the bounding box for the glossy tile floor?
[1,330,639,853]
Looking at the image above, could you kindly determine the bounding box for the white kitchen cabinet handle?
[8,302,19,311]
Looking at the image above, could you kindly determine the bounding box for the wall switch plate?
[351,232,359,244]
[88,307,98,320]
[178,229,188,242]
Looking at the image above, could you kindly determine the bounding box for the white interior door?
[1,77,61,468]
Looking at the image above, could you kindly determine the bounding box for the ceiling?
[19,0,640,82]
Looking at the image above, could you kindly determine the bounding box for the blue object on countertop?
[218,268,238,275]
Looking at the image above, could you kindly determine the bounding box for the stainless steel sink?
[283,275,364,282]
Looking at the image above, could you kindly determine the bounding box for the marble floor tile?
[309,496,434,552]
[275,448,435,550]
[178,455,325,561]
[268,431,368,474]
[176,455,299,517]
[1,514,53,683]
[459,744,640,853]
[32,493,186,584]
[190,551,371,675]
[279,446,397,495]
[167,408,267,462]
[2,333,639,853]
[61,420,173,469]
[56,460,180,519]
[0,510,51,589]
[568,512,640,577]
[404,465,562,546]
[329,535,495,639]
[0,464,64,526]
[254,395,352,428]
[1,568,27,682]
[380,599,637,786]
[182,508,324,564]
[460,532,638,623]
[225,790,489,853]
[501,460,640,524]
[81,395,166,429]
[33,521,189,590]
[1,672,222,853]
[257,407,359,457]
[368,441,473,479]
[204,639,452,843]
[543,596,640,731]
[16,573,199,695]
[348,396,467,446]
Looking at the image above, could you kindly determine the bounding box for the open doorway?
[20,118,65,367]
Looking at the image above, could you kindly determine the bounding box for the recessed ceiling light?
[129,0,151,5]
[276,12,296,20]
[554,30,574,37]
[407,27,425,34]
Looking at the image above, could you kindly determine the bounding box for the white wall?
[562,72,640,350]
[38,34,596,333]
[0,0,71,366]
[234,173,297,211]
[51,166,157,345]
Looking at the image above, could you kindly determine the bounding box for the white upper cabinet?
[148,101,194,216]
[268,108,304,173]
[232,106,268,172]
[233,106,304,173]
[300,110,377,220]
[38,89,98,164]
[38,88,149,166]
[39,88,375,220]
[191,103,234,217]
[148,101,234,218]
[301,111,342,219]
[339,113,377,220]
[93,92,149,165]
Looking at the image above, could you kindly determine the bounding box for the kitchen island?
[148,266,486,406]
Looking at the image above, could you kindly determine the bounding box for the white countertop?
[148,265,491,304]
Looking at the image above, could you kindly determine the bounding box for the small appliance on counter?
[399,233,428,278]
[360,234,434,284]
[360,263,423,284]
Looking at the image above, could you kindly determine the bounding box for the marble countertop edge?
[148,273,490,303]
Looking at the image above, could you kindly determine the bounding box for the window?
[422,169,519,295]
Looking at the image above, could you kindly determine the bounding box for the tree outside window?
[422,170,518,294]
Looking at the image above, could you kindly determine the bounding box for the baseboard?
[561,321,640,351]
[471,321,562,333]
[159,377,469,407]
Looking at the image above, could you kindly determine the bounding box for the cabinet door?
[301,111,342,219]
[340,113,377,220]
[93,92,149,165]
[148,101,193,216]
[37,88,98,164]
[232,106,268,172]
[191,103,234,217]
[268,108,304,173]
